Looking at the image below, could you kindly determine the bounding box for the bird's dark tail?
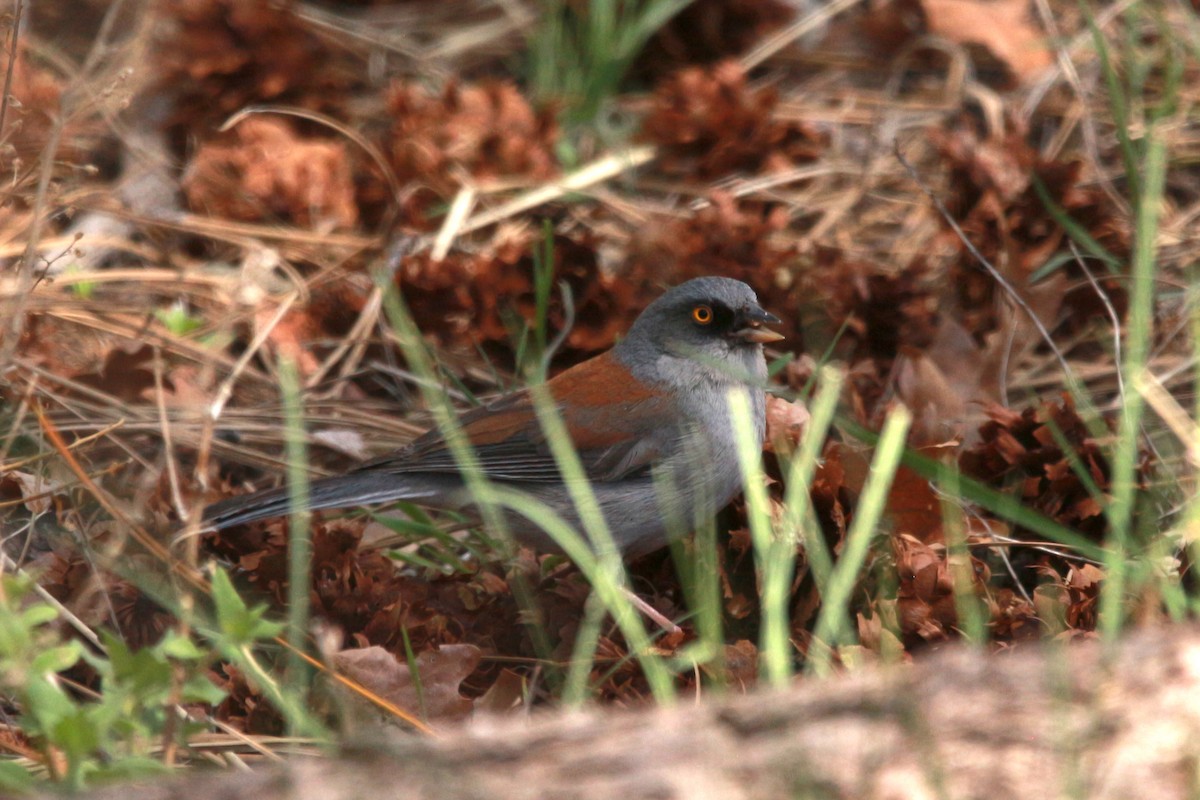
[201,473,440,531]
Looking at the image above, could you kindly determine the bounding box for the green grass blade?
[1101,131,1168,639]
[809,405,912,676]
[782,367,846,597]
[1083,0,1140,200]
[1032,176,1121,274]
[528,383,676,703]
[280,358,313,700]
[839,418,1106,561]
[729,389,793,687]
[563,591,607,705]
[937,464,988,645]
[379,273,563,672]
[482,483,676,703]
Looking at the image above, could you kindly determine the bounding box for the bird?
[202,276,783,557]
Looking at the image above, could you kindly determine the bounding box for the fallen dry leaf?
[765,394,810,453]
[835,444,949,544]
[923,0,1053,85]
[0,471,64,515]
[893,347,969,446]
[474,669,527,716]
[334,643,482,724]
[894,535,956,640]
[723,639,759,690]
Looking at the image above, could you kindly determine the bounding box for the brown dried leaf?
[933,116,1128,343]
[921,0,1053,85]
[894,348,968,446]
[334,644,482,723]
[1,51,65,160]
[990,588,1037,641]
[475,669,528,716]
[894,535,954,641]
[835,445,947,545]
[1,471,65,515]
[395,230,653,360]
[822,256,938,364]
[1033,583,1068,635]
[71,343,161,403]
[723,639,758,690]
[961,394,1123,543]
[765,395,810,454]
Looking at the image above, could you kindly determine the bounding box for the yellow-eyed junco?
[203,277,783,556]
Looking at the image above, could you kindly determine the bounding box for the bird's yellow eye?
[692,304,713,324]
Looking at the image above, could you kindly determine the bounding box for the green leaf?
[24,677,77,735]
[180,674,226,705]
[210,566,246,624]
[157,631,207,661]
[19,605,58,629]
[210,567,284,644]
[155,303,204,336]
[0,602,56,660]
[30,642,84,676]
[91,756,170,782]
[51,708,100,759]
[0,760,35,795]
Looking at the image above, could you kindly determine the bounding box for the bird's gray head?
[616,277,783,383]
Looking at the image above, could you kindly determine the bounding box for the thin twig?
[1,0,138,366]
[894,140,1077,386]
[208,290,300,422]
[1071,241,1125,401]
[454,146,657,239]
[153,346,188,522]
[740,0,864,70]
[221,105,405,217]
[0,0,23,139]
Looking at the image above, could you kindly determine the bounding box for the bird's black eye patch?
[686,299,729,331]
[687,300,733,330]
